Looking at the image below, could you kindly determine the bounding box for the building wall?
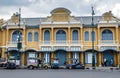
[0,8,120,67]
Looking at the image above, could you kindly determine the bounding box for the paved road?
[0,69,120,78]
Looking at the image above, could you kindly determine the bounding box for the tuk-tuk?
[65,58,85,69]
[51,58,59,69]
[6,56,19,69]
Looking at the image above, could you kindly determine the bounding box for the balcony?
[6,41,24,48]
[101,40,116,43]
[40,41,50,46]
[39,40,82,47]
[99,40,118,46]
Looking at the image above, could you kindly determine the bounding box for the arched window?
[28,32,32,42]
[102,29,113,40]
[34,32,38,42]
[72,30,78,40]
[44,30,50,43]
[56,30,66,43]
[84,31,89,41]
[12,30,22,42]
[91,31,96,41]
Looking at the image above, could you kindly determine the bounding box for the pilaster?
[80,52,84,65]
[21,53,25,66]
[68,27,71,43]
[116,26,119,43]
[51,52,54,64]
[1,48,5,58]
[51,27,54,44]
[23,28,26,48]
[116,52,119,66]
[67,52,71,64]
[6,28,8,45]
[39,27,42,44]
[39,53,42,58]
[80,27,83,44]
[97,27,100,44]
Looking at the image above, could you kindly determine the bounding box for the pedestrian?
[110,59,113,66]
[37,58,41,67]
[104,58,107,67]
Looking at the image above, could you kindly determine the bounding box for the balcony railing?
[40,40,81,44]
[101,40,116,44]
[54,40,68,44]
[42,41,51,44]
[39,40,82,47]
[71,40,80,44]
[7,41,23,47]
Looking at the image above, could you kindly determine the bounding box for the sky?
[0,0,120,20]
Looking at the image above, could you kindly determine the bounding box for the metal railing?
[7,41,22,44]
[101,40,116,44]
[40,40,81,44]
[54,40,68,44]
[71,40,80,44]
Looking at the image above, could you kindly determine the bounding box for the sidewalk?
[86,67,119,70]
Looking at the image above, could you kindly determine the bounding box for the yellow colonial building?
[0,7,120,67]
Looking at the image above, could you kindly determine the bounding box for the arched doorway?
[103,49,115,66]
[84,49,98,66]
[55,50,67,66]
[24,49,38,66]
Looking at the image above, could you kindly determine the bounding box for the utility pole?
[17,8,22,66]
[91,6,95,69]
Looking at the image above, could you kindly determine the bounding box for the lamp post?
[17,8,22,66]
[91,6,95,69]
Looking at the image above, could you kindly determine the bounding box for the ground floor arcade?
[2,48,120,67]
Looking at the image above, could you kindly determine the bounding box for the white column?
[73,52,79,59]
[45,53,47,63]
[44,53,50,64]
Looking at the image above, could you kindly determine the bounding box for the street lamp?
[17,8,22,66]
[91,6,95,69]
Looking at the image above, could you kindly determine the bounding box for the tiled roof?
[4,16,120,27]
[22,16,102,26]
[76,16,102,25]
[25,25,39,28]
[22,18,41,25]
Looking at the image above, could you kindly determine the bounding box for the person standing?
[110,58,113,66]
[104,58,107,67]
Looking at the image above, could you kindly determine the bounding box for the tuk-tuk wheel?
[28,65,34,69]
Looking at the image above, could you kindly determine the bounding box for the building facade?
[0,7,120,67]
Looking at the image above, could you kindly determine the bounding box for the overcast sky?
[0,0,120,20]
